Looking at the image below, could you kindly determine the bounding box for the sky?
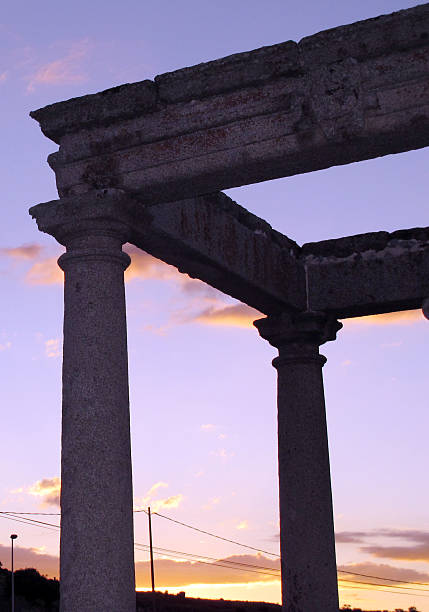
[1,0,429,610]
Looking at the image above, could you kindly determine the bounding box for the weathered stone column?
[30,191,136,612]
[254,311,341,612]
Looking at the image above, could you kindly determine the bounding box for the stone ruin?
[29,4,429,611]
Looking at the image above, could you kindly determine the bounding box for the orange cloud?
[28,477,61,507]
[45,338,61,358]
[135,554,280,588]
[27,39,90,92]
[26,257,64,285]
[343,309,423,326]
[0,244,43,260]
[338,561,429,586]
[134,482,184,513]
[0,71,7,84]
[193,303,261,328]
[0,543,59,578]
[124,245,182,283]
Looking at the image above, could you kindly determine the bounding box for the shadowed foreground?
[0,564,420,612]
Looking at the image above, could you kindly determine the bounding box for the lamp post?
[10,534,17,612]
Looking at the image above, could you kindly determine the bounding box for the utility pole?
[148,507,156,612]
[10,534,17,612]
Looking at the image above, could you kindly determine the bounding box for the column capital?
[254,311,342,367]
[29,188,139,246]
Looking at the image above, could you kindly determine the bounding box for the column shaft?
[59,233,135,612]
[275,349,338,612]
[255,313,340,612]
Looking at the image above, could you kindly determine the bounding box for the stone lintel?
[29,4,429,203]
[29,190,307,315]
[302,227,429,317]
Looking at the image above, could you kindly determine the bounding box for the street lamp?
[10,534,17,612]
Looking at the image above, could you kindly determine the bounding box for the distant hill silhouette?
[0,564,420,612]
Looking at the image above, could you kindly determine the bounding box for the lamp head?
[10,534,18,540]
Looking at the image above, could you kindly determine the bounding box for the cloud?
[45,338,61,358]
[193,303,261,328]
[0,543,59,578]
[343,309,423,326]
[338,561,429,586]
[0,244,43,260]
[210,448,234,461]
[26,257,64,285]
[202,497,220,511]
[0,341,11,351]
[28,477,61,507]
[336,528,429,563]
[0,71,7,84]
[134,482,184,513]
[236,520,249,530]
[201,424,216,431]
[124,246,181,283]
[27,39,90,92]
[135,553,280,588]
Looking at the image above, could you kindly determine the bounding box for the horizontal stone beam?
[30,4,429,204]
[29,189,307,315]
[303,227,429,317]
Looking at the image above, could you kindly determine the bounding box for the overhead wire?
[152,511,280,558]
[3,509,429,595]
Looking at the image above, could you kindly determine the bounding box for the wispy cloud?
[338,561,429,585]
[202,497,220,511]
[27,477,61,507]
[135,553,280,587]
[45,338,61,358]
[0,543,59,577]
[26,258,64,285]
[0,71,7,84]
[343,309,423,326]
[27,39,90,92]
[201,424,216,431]
[210,448,234,461]
[336,528,429,562]
[236,520,249,530]
[193,303,260,328]
[0,244,43,260]
[134,482,184,513]
[0,341,11,351]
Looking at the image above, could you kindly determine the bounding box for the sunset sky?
[1,1,429,610]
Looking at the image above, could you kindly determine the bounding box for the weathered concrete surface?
[31,192,136,612]
[31,4,429,203]
[255,312,341,612]
[130,192,306,314]
[302,227,429,317]
[30,190,429,319]
[30,189,307,315]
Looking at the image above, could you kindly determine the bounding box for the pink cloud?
[343,310,423,326]
[27,39,90,92]
[0,244,43,260]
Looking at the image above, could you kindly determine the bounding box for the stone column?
[254,311,341,612]
[30,192,136,612]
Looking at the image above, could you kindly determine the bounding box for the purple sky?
[1,1,429,609]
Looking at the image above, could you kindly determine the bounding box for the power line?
[0,512,60,516]
[339,582,429,598]
[339,568,429,587]
[152,511,280,558]
[135,544,279,578]
[4,510,429,593]
[138,544,281,573]
[338,577,429,593]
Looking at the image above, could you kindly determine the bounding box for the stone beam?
[302,227,429,317]
[29,189,307,315]
[30,4,429,204]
